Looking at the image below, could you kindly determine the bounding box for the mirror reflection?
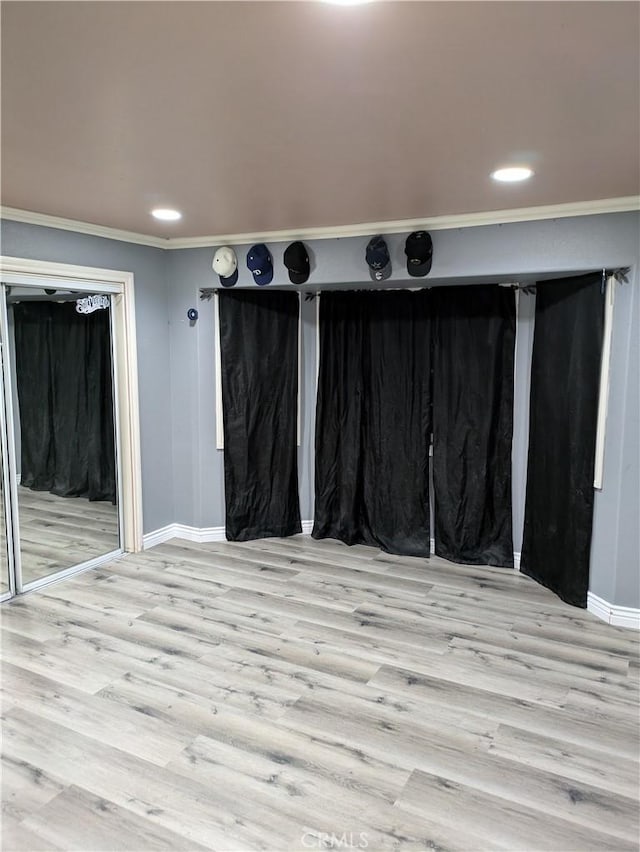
[9,288,120,585]
[0,448,8,596]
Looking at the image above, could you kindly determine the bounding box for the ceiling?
[1,1,639,240]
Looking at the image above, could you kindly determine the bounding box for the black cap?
[404,231,433,277]
[365,236,391,281]
[283,241,310,285]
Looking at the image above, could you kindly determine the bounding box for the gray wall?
[165,247,318,527]
[0,220,174,534]
[165,211,639,608]
[606,262,639,608]
[2,211,638,607]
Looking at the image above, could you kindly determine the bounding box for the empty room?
[1,2,639,850]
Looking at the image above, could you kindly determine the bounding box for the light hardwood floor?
[15,487,119,586]
[1,536,639,851]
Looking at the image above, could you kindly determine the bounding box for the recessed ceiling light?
[151,208,182,221]
[322,0,373,5]
[491,167,534,183]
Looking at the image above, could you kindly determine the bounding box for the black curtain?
[13,301,116,502]
[521,272,605,607]
[313,290,431,556]
[431,285,516,568]
[218,290,301,541]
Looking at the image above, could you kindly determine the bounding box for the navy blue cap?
[365,236,391,281]
[246,244,273,286]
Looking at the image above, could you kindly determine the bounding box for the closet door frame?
[0,256,143,594]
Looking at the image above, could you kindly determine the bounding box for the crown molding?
[165,197,640,249]
[0,206,168,249]
[2,196,639,251]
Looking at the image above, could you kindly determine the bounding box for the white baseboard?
[587,592,640,630]
[172,523,227,543]
[143,523,226,549]
[143,521,314,550]
[142,524,176,549]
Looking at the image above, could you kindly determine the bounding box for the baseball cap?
[404,231,433,277]
[212,246,238,287]
[246,244,273,286]
[283,241,310,285]
[365,236,391,282]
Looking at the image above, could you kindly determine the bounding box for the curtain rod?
[610,266,630,283]
[200,268,631,301]
[500,268,630,291]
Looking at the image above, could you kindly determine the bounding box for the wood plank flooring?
[1,535,639,851]
[15,487,119,586]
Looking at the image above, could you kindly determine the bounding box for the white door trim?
[0,255,143,554]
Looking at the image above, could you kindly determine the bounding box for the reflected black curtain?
[521,272,605,607]
[218,290,301,541]
[14,301,116,502]
[431,285,515,567]
[313,290,431,556]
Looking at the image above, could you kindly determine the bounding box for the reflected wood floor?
[1,536,639,851]
[16,488,119,585]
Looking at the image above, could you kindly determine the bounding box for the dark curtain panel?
[14,301,116,502]
[521,272,605,607]
[313,290,431,557]
[218,290,301,541]
[431,285,516,567]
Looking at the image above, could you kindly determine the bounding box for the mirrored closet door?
[0,357,12,600]
[0,281,123,595]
